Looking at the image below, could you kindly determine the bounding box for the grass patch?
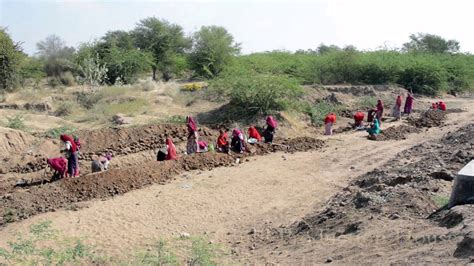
[94,98,149,117]
[45,126,76,139]
[356,96,377,110]
[433,195,450,208]
[307,102,343,126]
[0,220,102,265]
[165,115,186,124]
[134,240,178,265]
[5,114,26,130]
[189,237,219,266]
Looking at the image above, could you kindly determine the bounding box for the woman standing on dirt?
[376,99,384,124]
[324,113,337,135]
[60,134,78,177]
[186,116,199,155]
[392,95,403,120]
[263,116,278,143]
[404,93,414,115]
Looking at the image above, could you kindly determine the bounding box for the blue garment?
[367,119,381,135]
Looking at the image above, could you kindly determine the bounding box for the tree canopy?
[189,25,240,78]
[403,33,460,54]
[132,17,191,81]
[0,28,24,91]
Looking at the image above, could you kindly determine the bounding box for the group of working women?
[158,115,279,161]
[323,93,416,138]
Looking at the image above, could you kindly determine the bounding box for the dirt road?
[0,98,472,263]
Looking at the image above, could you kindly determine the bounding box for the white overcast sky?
[1,0,473,55]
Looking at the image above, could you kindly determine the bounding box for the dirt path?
[0,98,472,262]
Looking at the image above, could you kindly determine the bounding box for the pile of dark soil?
[6,124,217,174]
[408,110,446,128]
[376,125,421,141]
[286,124,473,259]
[0,136,325,226]
[9,156,48,173]
[77,124,217,160]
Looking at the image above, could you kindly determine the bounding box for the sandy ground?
[0,98,472,263]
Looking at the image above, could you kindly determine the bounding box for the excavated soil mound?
[288,124,473,249]
[408,110,447,128]
[0,128,36,156]
[0,137,325,226]
[376,125,421,141]
[77,124,217,160]
[5,124,217,174]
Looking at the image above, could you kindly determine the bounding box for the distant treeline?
[1,18,473,100]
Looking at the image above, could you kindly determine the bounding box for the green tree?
[19,56,45,87]
[102,30,134,50]
[189,25,240,78]
[0,28,24,91]
[36,35,76,76]
[403,33,460,54]
[75,41,151,85]
[316,43,341,54]
[132,17,190,81]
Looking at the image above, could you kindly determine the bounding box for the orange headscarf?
[165,138,178,160]
[248,126,262,141]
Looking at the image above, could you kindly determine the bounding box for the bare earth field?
[0,93,472,263]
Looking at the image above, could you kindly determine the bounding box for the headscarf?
[232,129,243,139]
[248,127,262,141]
[432,102,438,109]
[324,113,337,124]
[396,96,402,107]
[376,100,384,111]
[438,101,447,111]
[165,138,178,160]
[60,134,77,152]
[354,111,365,122]
[266,116,278,129]
[186,116,197,133]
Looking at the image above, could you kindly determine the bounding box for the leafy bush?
[232,50,474,95]
[0,28,23,92]
[307,102,342,126]
[210,69,302,114]
[75,51,108,86]
[6,114,26,130]
[398,62,447,95]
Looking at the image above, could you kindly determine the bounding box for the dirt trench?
[0,136,325,227]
